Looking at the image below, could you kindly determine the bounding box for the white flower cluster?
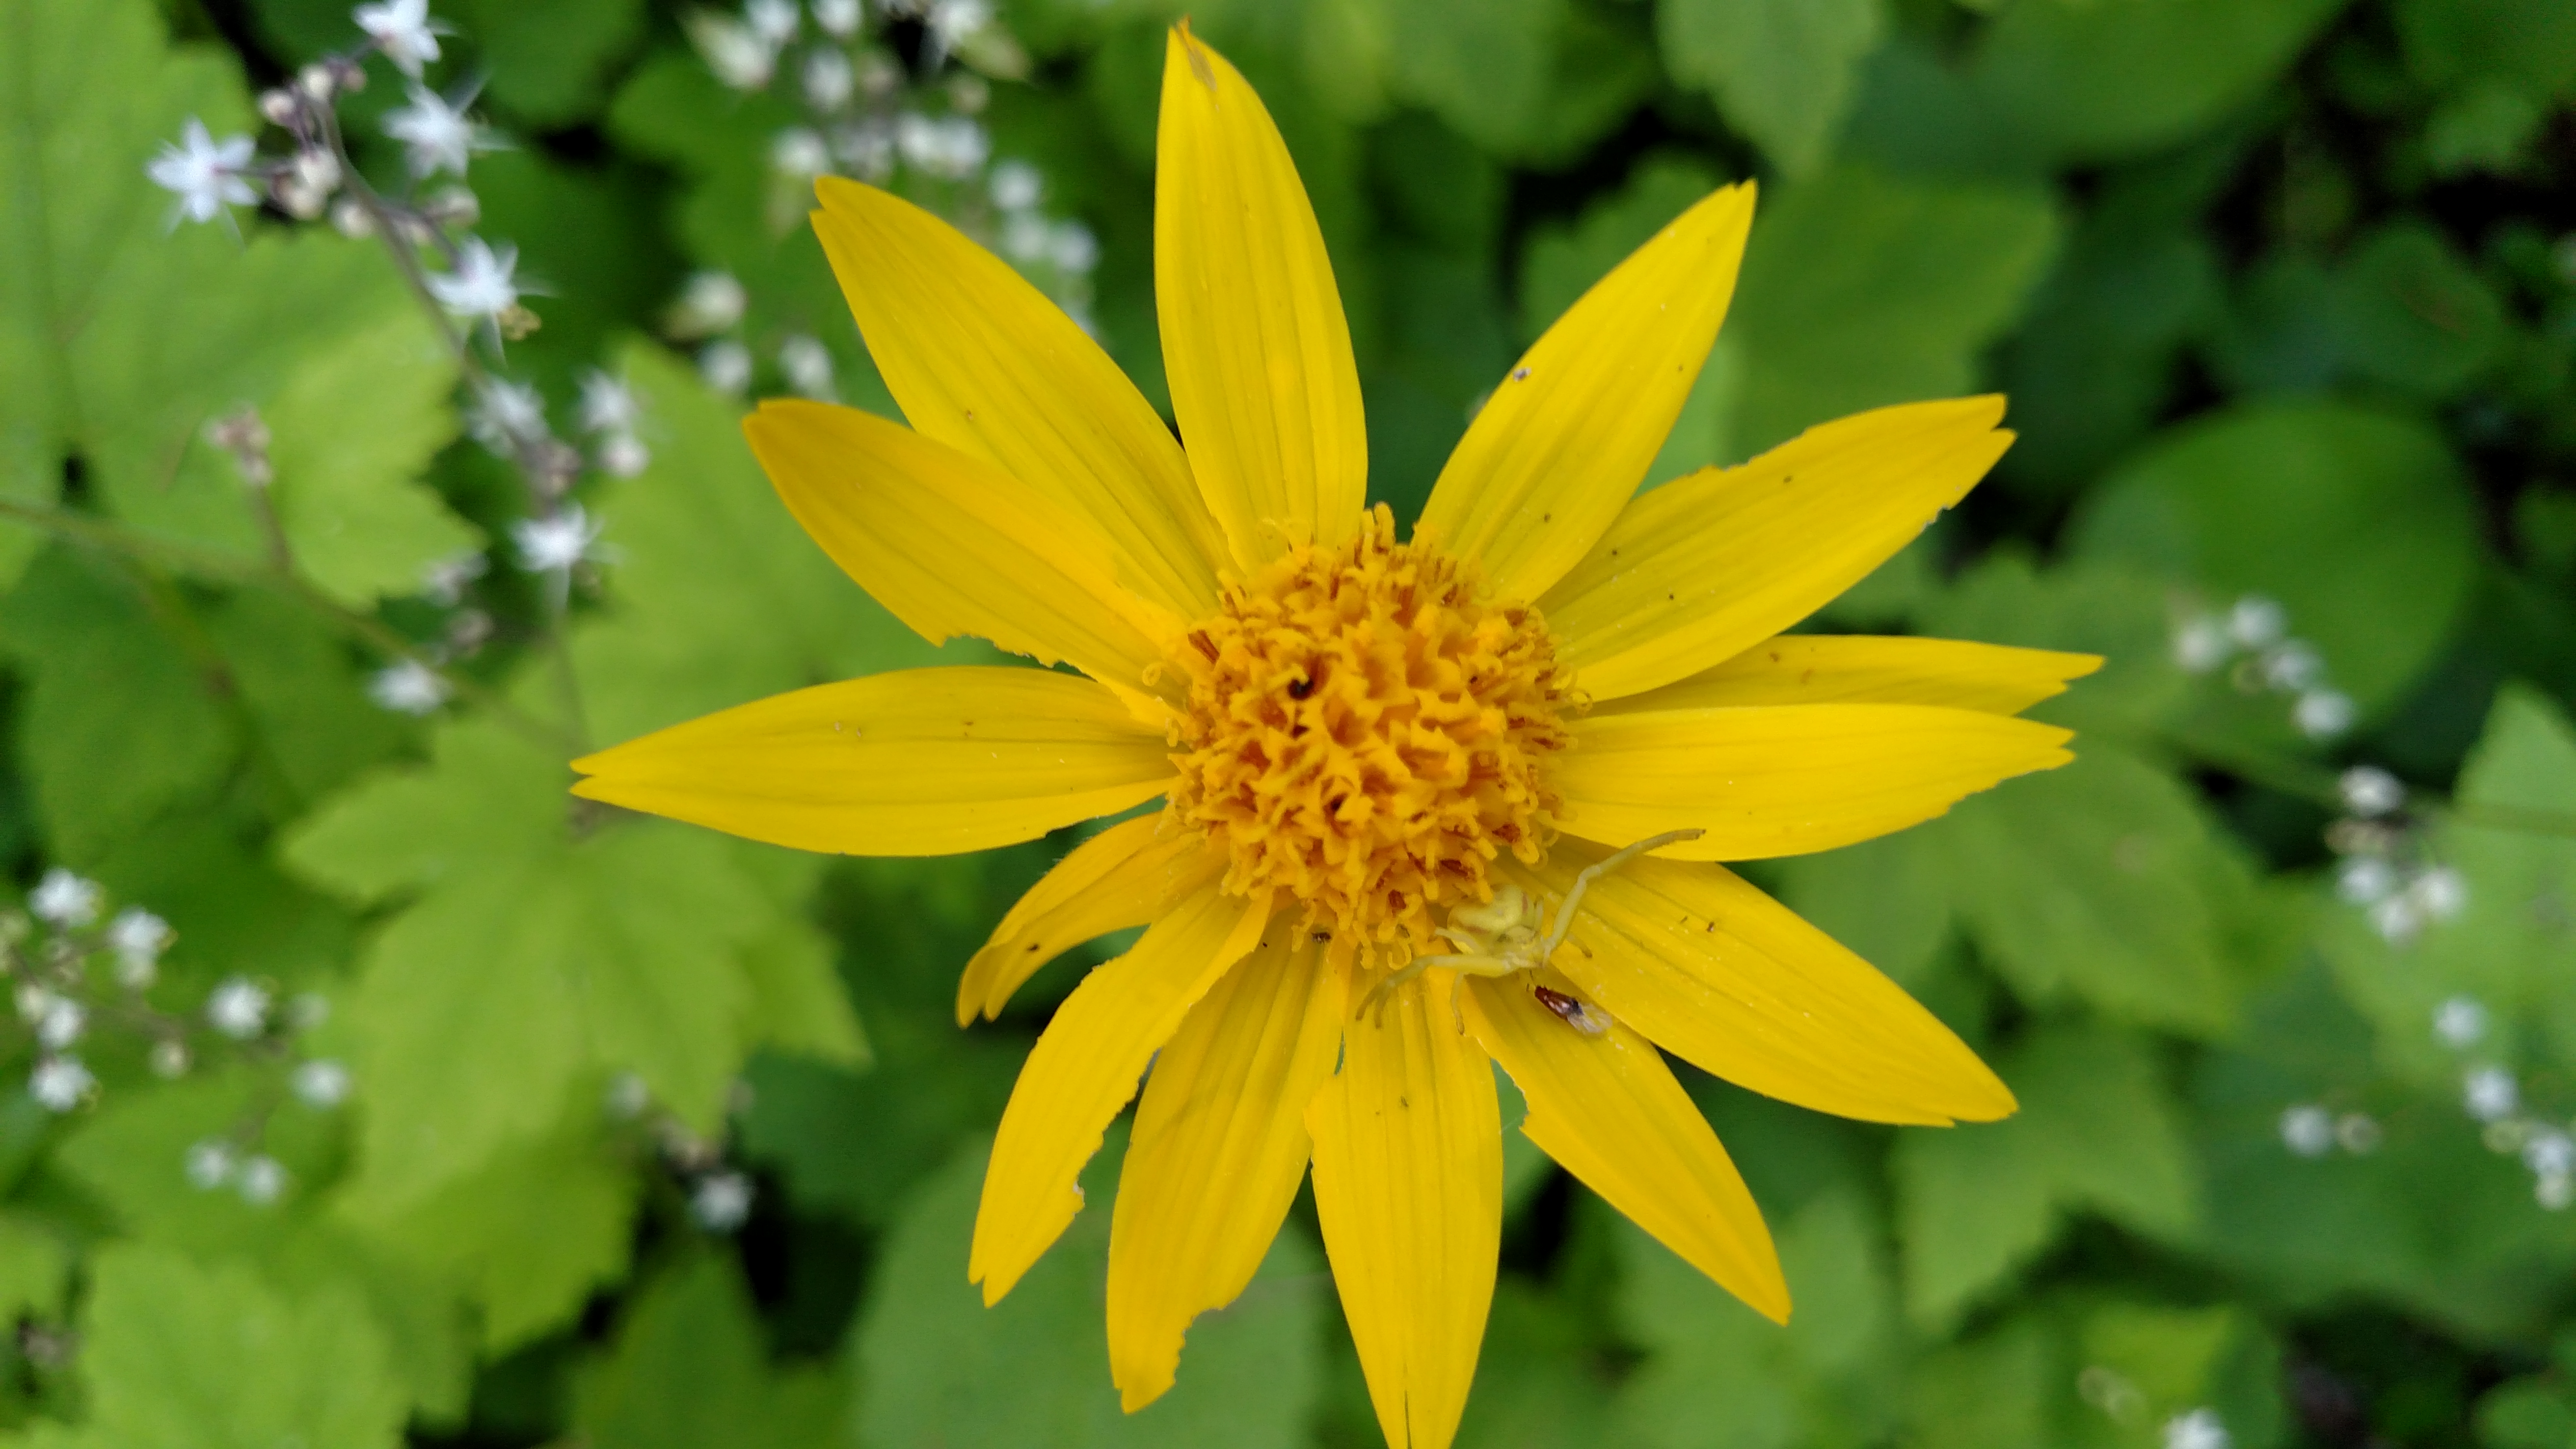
[2323,765,2468,947]
[2429,995,2576,1209]
[2171,594,2355,739]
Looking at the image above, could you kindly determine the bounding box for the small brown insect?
[1530,984,1609,1037]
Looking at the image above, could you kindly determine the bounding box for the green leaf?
[2393,0,2576,101]
[1382,0,1652,161]
[1771,830,1953,990]
[457,0,647,126]
[573,1253,841,1449]
[0,0,242,589]
[0,547,234,865]
[853,1133,1326,1449]
[1965,0,2350,165]
[1657,0,1885,176]
[1904,1317,2055,1449]
[280,716,568,903]
[1893,1026,2199,1330]
[0,1215,67,1323]
[571,345,966,748]
[64,1245,407,1449]
[345,1114,637,1354]
[197,585,411,813]
[2069,400,2480,715]
[1939,746,2248,1036]
[2319,685,2576,1085]
[1722,164,2060,460]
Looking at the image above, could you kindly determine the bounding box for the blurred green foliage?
[2,0,2576,1445]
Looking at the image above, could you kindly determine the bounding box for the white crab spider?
[1366,829,1705,1033]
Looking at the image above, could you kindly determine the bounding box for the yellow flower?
[574,23,2094,1449]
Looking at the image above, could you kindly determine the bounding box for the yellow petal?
[955,813,1219,1027]
[1543,397,2014,700]
[969,884,1273,1304]
[745,400,1181,694]
[1156,23,1367,571]
[1106,934,1347,1411]
[1460,971,1786,1321]
[1415,184,1756,603]
[571,668,1174,857]
[812,177,1227,617]
[1556,702,2072,861]
[1496,842,2012,1125]
[1306,975,1501,1449]
[1592,635,2103,718]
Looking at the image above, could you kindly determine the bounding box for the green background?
[5,0,2576,1445]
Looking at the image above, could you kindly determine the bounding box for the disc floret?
[1166,506,1571,970]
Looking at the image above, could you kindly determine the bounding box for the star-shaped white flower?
[383,82,492,178]
[147,118,259,226]
[512,504,606,573]
[354,0,447,78]
[368,660,451,716]
[427,237,521,320]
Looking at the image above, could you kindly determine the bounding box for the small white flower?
[2367,891,2423,944]
[12,984,49,1023]
[35,999,84,1051]
[1047,220,1099,274]
[2338,765,2405,819]
[354,0,446,77]
[688,12,777,90]
[206,977,271,1040]
[803,49,855,111]
[699,340,754,394]
[512,505,606,573]
[1000,212,1050,265]
[148,118,260,226]
[2411,864,2467,922]
[28,1057,92,1113]
[597,434,651,478]
[107,908,172,983]
[833,118,896,179]
[292,1059,352,1109]
[745,0,800,45]
[2466,1065,2521,1122]
[771,127,831,178]
[2524,1128,2575,1178]
[2434,995,2488,1050]
[421,550,489,605]
[2334,856,2397,905]
[2335,1112,2382,1154]
[383,82,494,178]
[814,0,863,36]
[988,159,1042,212]
[691,1171,754,1232]
[150,1039,190,1078]
[2227,595,2287,649]
[237,1155,287,1206]
[2539,1170,2573,1211]
[2294,689,2355,739]
[669,270,749,339]
[29,869,101,928]
[2164,1407,2230,1449]
[571,373,637,437]
[368,660,450,716]
[2279,1103,2334,1157]
[926,0,990,45]
[2172,615,2232,673]
[2257,641,2324,692]
[275,147,343,219]
[185,1138,237,1189]
[427,237,522,321]
[778,335,835,399]
[469,378,548,451]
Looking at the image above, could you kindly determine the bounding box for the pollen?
[1166,505,1572,970]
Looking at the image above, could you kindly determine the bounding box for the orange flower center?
[1165,505,1572,971]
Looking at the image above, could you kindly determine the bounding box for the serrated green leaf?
[573,1253,841,1449]
[2069,400,2479,715]
[1894,1027,2199,1330]
[345,1113,636,1354]
[1724,164,2059,458]
[0,0,242,589]
[1658,0,1885,175]
[1966,0,2349,165]
[0,547,234,865]
[1940,746,2245,1036]
[571,345,966,748]
[280,717,567,903]
[853,1132,1325,1449]
[197,586,410,814]
[66,1245,407,1449]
